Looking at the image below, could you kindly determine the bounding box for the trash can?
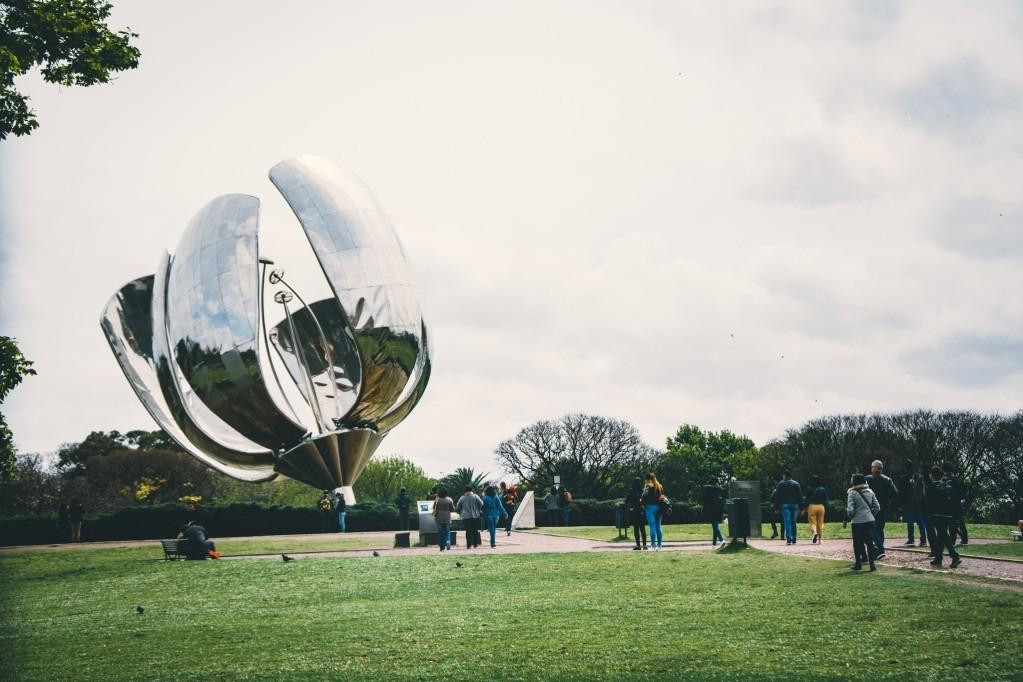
[394,532,411,548]
[726,497,751,542]
[614,503,628,537]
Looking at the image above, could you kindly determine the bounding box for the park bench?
[1011,530,1022,542]
[160,538,188,561]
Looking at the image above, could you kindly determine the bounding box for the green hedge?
[0,496,891,546]
[0,501,419,546]
[534,498,703,526]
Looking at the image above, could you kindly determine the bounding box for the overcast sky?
[2,1,1021,478]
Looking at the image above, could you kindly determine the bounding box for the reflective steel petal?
[268,156,426,429]
[268,297,362,425]
[100,269,277,481]
[165,194,308,450]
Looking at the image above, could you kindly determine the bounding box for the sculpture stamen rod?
[100,155,431,504]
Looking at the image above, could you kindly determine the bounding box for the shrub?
[0,501,419,546]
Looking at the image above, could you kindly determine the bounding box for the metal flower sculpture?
[100,155,430,502]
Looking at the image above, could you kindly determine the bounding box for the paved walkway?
[221,531,718,559]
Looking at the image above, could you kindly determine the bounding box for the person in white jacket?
[847,474,881,572]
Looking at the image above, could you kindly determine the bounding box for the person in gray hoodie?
[847,473,880,572]
[455,486,484,549]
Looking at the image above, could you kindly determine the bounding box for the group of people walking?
[770,459,969,571]
[624,473,673,550]
[542,485,573,526]
[432,484,511,550]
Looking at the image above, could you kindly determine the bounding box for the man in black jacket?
[941,463,968,545]
[896,461,927,547]
[179,521,219,559]
[866,460,898,559]
[395,488,412,531]
[924,466,962,568]
[771,472,803,545]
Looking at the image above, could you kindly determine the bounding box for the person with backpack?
[804,475,828,544]
[455,486,483,548]
[770,472,803,545]
[432,487,455,551]
[941,462,968,546]
[559,486,572,526]
[846,474,880,571]
[924,466,962,568]
[625,477,648,550]
[897,460,927,547]
[866,460,898,559]
[641,473,666,550]
[318,491,334,533]
[482,485,508,548]
[543,486,561,527]
[500,482,517,535]
[700,477,726,546]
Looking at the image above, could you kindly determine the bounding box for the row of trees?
[0,428,495,518]
[3,409,1021,522]
[494,410,1023,522]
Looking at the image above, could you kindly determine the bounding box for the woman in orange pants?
[805,476,828,544]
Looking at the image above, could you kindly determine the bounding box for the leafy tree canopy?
[0,336,36,479]
[1,0,140,138]
[659,424,756,501]
[353,456,435,503]
[437,467,488,495]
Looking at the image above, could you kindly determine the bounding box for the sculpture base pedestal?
[273,429,382,495]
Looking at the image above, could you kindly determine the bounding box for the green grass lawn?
[948,542,1023,560]
[2,544,1022,680]
[531,522,1018,544]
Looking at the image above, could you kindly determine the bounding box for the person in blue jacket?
[481,485,508,548]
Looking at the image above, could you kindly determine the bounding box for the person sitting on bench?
[177,521,220,559]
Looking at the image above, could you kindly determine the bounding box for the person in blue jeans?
[641,473,665,550]
[560,486,572,526]
[771,471,803,545]
[432,488,455,551]
[898,460,927,547]
[333,491,347,534]
[482,485,508,548]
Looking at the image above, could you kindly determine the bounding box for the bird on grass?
[372,551,380,557]
[136,605,144,615]
[282,554,295,562]
[455,561,464,568]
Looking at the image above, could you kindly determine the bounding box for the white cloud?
[2,1,1022,480]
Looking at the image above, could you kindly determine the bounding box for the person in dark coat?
[700,478,726,546]
[804,475,828,544]
[924,466,962,568]
[865,460,898,559]
[395,488,412,531]
[57,502,70,542]
[624,477,648,550]
[897,460,927,547]
[941,462,968,545]
[68,499,84,543]
[178,521,220,559]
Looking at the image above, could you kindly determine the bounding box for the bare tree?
[495,414,656,498]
